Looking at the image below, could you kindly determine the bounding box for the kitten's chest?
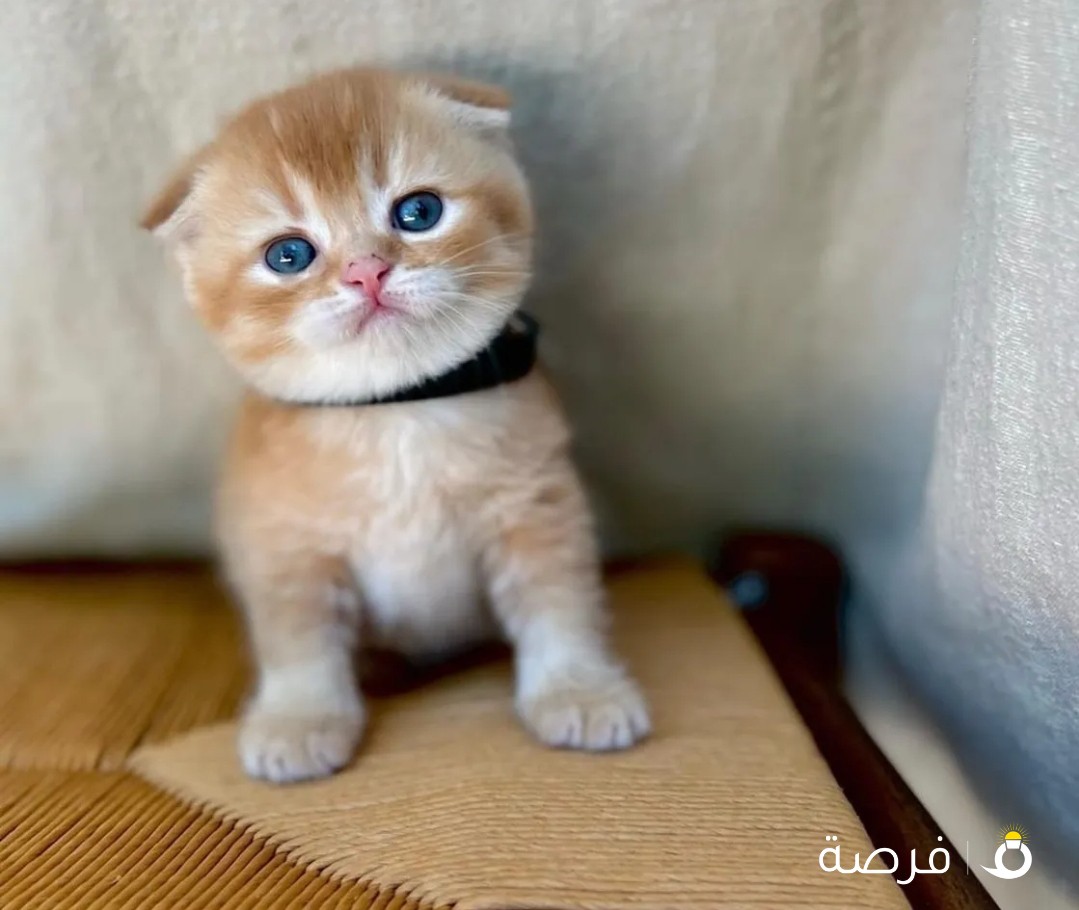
[328,405,494,654]
[351,495,485,655]
[333,400,490,508]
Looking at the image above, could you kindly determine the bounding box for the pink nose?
[342,255,392,295]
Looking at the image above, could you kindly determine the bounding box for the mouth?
[350,299,404,334]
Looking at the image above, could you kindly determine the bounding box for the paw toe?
[239,710,365,783]
[520,677,651,752]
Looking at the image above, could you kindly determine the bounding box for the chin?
[233,299,517,404]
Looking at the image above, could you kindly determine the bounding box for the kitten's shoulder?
[232,390,308,448]
[224,390,337,478]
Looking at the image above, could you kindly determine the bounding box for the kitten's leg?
[231,552,365,783]
[484,473,650,751]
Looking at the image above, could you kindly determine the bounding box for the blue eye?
[265,236,317,274]
[392,192,443,232]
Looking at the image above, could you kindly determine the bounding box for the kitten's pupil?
[265,237,316,274]
[392,192,443,232]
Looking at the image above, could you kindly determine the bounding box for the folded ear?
[416,72,512,133]
[140,146,210,243]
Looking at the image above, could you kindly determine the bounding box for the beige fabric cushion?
[131,562,905,910]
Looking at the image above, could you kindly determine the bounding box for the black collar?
[283,312,539,407]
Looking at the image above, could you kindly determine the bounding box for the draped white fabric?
[0,1,969,556]
[848,0,1079,896]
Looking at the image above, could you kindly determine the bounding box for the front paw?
[518,674,651,751]
[239,706,365,783]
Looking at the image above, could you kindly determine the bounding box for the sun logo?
[1000,824,1029,850]
[982,824,1032,878]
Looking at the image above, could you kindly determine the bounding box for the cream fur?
[147,69,649,782]
[225,376,649,782]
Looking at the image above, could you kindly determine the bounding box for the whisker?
[436,305,480,339]
[437,292,517,313]
[435,232,530,268]
[450,269,531,279]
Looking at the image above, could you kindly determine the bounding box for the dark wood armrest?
[712,532,996,910]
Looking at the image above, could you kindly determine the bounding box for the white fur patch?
[256,657,359,713]
[152,179,202,245]
[439,96,511,132]
[284,167,334,250]
[415,85,511,135]
[288,293,362,346]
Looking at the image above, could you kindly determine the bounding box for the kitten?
[143,67,650,783]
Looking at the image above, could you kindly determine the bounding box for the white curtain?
[848,0,1079,892]
[0,0,969,556]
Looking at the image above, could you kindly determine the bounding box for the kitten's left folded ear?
[139,145,210,243]
[415,72,512,134]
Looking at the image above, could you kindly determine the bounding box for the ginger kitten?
[143,67,650,783]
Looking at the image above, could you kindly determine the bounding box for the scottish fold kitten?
[143,68,650,783]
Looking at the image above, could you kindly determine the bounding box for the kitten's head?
[143,68,533,402]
